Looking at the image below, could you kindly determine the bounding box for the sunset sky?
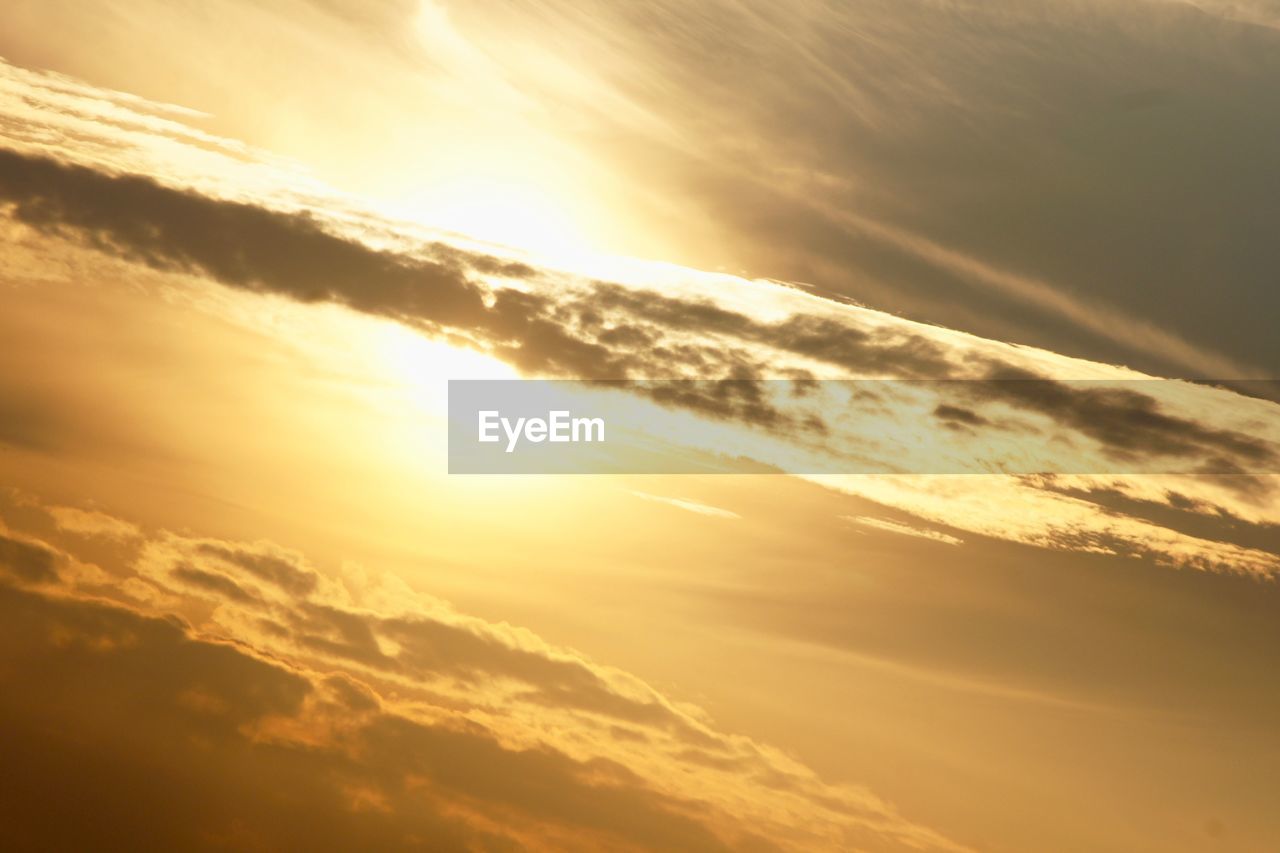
[1,3,1279,852]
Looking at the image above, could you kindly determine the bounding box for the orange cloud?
[0,501,968,852]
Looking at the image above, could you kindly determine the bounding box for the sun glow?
[395,170,597,262]
[373,321,517,410]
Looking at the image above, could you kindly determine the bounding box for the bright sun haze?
[1,3,1279,852]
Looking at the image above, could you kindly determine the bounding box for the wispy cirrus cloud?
[845,515,962,547]
[629,491,741,519]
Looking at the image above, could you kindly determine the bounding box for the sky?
[0,2,1278,851]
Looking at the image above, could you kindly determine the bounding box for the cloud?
[931,404,988,431]
[3,140,1279,577]
[0,530,61,583]
[315,0,1278,381]
[0,582,730,851]
[133,533,730,743]
[3,61,1279,579]
[819,474,1280,578]
[0,139,956,421]
[0,503,968,852]
[629,491,741,519]
[967,369,1279,471]
[844,516,962,546]
[194,540,319,596]
[46,505,141,540]
[4,146,1275,474]
[0,148,488,327]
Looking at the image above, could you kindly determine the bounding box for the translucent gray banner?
[447,379,1280,475]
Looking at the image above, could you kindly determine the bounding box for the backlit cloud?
[0,499,968,852]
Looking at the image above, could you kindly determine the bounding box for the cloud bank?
[0,501,966,852]
[1,58,1278,579]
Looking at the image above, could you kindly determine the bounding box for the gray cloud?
[1,146,1275,480]
[0,531,60,584]
[195,541,319,597]
[468,0,1280,377]
[965,369,1279,472]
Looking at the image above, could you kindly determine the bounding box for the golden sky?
[1,3,1280,852]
